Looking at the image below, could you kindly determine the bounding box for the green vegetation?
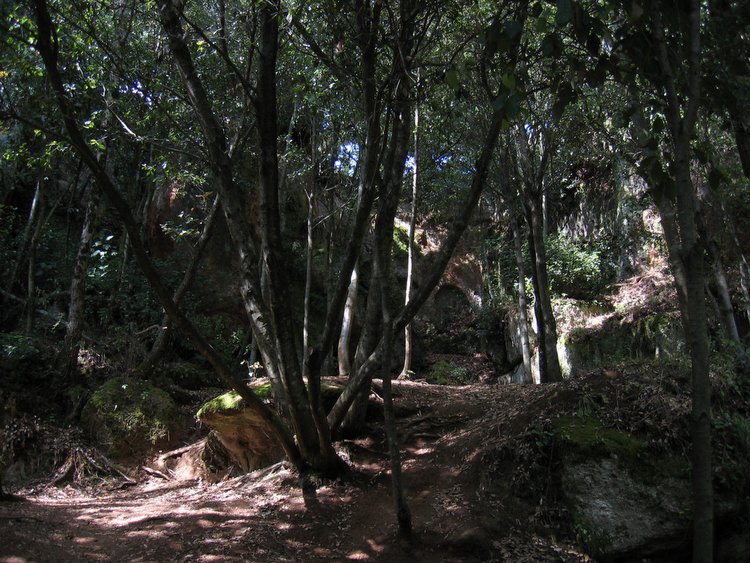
[0,332,39,363]
[82,377,178,456]
[553,416,644,464]
[427,360,471,386]
[196,385,272,419]
[545,234,618,299]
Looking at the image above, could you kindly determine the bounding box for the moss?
[197,380,345,420]
[196,384,273,419]
[553,416,644,463]
[554,415,689,485]
[83,377,178,456]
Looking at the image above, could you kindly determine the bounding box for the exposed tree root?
[52,447,135,486]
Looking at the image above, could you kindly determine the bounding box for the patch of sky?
[334,141,359,176]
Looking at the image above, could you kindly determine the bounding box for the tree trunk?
[62,183,99,383]
[525,191,562,383]
[651,5,713,560]
[34,0,305,473]
[708,240,740,343]
[24,179,46,335]
[512,216,533,384]
[400,80,419,379]
[337,265,358,376]
[377,253,412,535]
[5,176,44,304]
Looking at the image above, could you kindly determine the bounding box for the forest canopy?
[1,1,750,561]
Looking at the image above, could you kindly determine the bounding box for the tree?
[606,1,713,559]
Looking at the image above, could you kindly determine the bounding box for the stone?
[561,457,691,561]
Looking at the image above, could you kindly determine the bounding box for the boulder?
[197,379,346,472]
[555,416,691,561]
[196,385,283,472]
[562,457,691,561]
[82,377,179,457]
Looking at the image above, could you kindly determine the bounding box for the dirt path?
[0,381,588,562]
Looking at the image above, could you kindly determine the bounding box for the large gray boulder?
[561,457,691,561]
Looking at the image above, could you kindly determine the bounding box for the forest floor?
[0,375,602,563]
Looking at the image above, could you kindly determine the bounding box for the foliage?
[545,233,617,299]
[426,360,471,386]
[0,332,39,362]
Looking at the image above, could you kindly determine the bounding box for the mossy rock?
[82,377,179,457]
[554,415,691,560]
[196,379,345,472]
[196,383,274,420]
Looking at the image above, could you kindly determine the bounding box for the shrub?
[427,360,471,385]
[545,234,617,299]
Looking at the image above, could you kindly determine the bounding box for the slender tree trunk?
[338,265,358,376]
[5,176,44,307]
[651,5,713,560]
[24,180,46,335]
[525,191,561,383]
[377,252,412,535]
[512,216,533,384]
[708,240,739,343]
[400,85,419,379]
[62,184,99,382]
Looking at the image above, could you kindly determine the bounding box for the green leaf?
[502,74,516,92]
[88,138,105,151]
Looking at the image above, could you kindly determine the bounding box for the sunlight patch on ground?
[345,549,370,560]
[366,538,386,553]
[72,536,98,545]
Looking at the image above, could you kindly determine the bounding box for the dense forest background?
[1,1,750,561]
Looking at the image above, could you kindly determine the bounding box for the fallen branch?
[141,466,172,481]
